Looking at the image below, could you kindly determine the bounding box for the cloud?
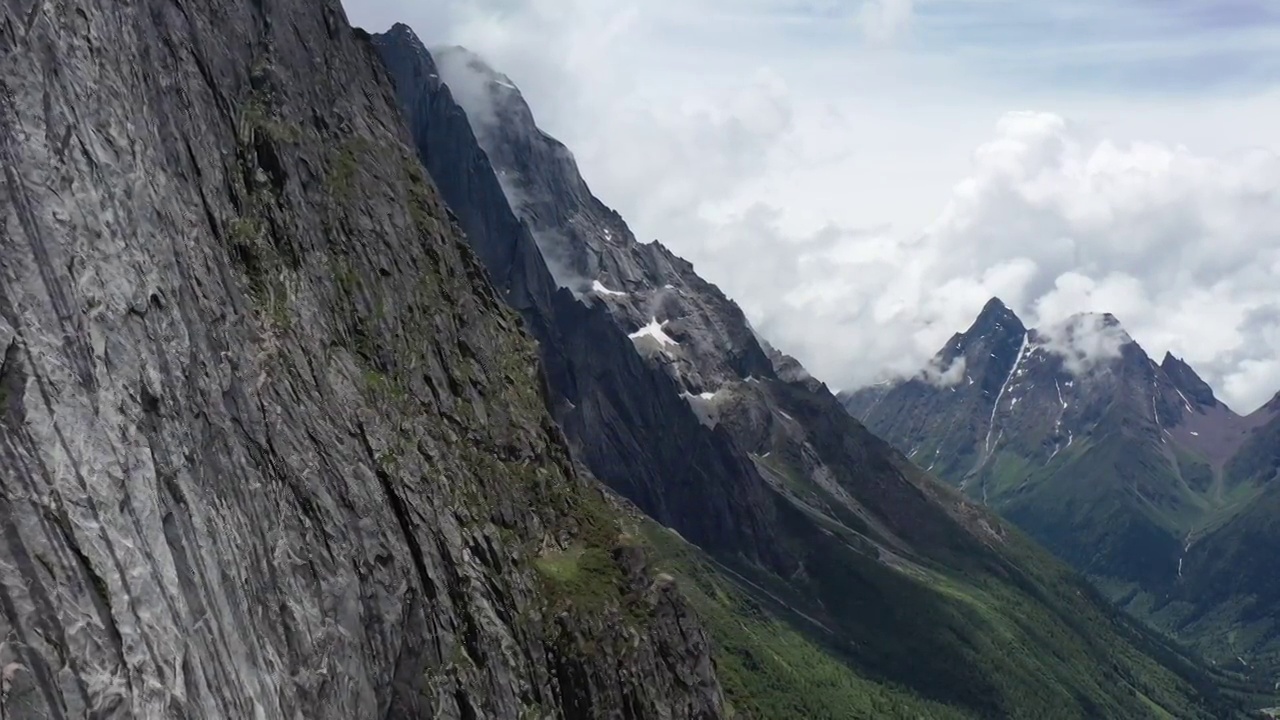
[431,47,507,136]
[920,355,967,387]
[1035,314,1131,376]
[856,0,914,42]
[748,111,1280,411]
[341,0,1280,413]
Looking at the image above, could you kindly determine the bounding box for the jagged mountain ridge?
[375,26,1251,718]
[371,27,788,573]
[0,2,725,718]
[845,298,1252,477]
[842,298,1280,678]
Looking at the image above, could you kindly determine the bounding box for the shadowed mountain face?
[375,26,1253,718]
[0,3,726,717]
[370,26,787,573]
[843,300,1280,677]
[1175,397,1280,673]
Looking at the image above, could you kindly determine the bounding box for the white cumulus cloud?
[1035,314,1132,377]
[920,355,967,387]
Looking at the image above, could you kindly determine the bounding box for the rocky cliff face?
[374,28,1247,719]
[373,27,791,574]
[0,2,725,718]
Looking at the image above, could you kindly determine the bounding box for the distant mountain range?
[373,25,1257,718]
[842,298,1280,676]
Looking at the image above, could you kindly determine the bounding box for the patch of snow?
[591,280,626,297]
[984,333,1029,455]
[1190,431,1200,436]
[699,391,716,400]
[1050,380,1069,454]
[780,411,795,421]
[1174,387,1194,413]
[762,452,771,459]
[681,391,719,428]
[1151,387,1164,434]
[1049,431,1074,463]
[629,318,678,347]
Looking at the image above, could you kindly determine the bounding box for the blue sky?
[345,0,1280,412]
[635,0,1280,94]
[904,0,1280,93]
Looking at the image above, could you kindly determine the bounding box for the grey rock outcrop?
[0,2,724,718]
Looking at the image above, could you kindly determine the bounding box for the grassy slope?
[997,434,1187,590]
[640,521,972,720]
[990,428,1276,685]
[880,421,1277,707]
[619,467,1250,720]
[850,372,1278,698]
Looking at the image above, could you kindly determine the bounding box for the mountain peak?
[1038,311,1136,348]
[434,45,517,89]
[429,45,536,144]
[965,297,1026,340]
[386,21,414,37]
[981,296,1011,316]
[1062,310,1125,330]
[1160,352,1219,409]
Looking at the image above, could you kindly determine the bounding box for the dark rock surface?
[1162,352,1223,410]
[0,2,724,718]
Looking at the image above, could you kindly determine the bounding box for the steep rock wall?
[0,1,724,718]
